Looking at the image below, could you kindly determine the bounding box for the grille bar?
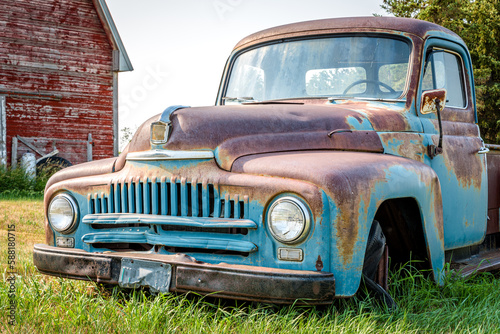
[88,179,248,220]
[83,213,257,229]
[82,231,257,253]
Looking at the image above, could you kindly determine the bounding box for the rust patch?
[378,132,426,162]
[439,135,484,189]
[421,89,446,115]
[335,190,361,266]
[441,121,480,137]
[342,102,411,132]
[312,281,321,295]
[316,255,324,271]
[411,161,444,243]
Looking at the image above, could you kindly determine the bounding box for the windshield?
[223,35,411,104]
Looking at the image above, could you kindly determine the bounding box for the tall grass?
[2,266,500,333]
[2,199,500,333]
[0,165,54,200]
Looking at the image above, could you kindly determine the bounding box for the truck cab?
[34,17,500,304]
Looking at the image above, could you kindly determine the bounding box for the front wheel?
[361,220,396,309]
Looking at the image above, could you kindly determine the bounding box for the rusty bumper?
[33,244,335,304]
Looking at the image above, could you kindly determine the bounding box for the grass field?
[1,197,500,333]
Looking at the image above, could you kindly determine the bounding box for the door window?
[422,49,466,108]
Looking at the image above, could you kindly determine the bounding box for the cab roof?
[233,16,461,51]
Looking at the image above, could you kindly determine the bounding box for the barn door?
[0,95,6,165]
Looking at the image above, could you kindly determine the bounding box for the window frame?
[417,37,475,122]
[422,47,468,109]
[218,33,414,105]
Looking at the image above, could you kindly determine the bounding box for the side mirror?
[421,89,446,159]
[421,89,447,114]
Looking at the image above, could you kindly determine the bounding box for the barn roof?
[93,0,133,72]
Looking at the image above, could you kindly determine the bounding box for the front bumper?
[33,244,335,304]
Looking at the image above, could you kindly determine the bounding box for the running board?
[449,249,500,277]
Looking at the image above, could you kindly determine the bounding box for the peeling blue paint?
[346,115,373,130]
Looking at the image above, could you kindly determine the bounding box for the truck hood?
[122,102,414,171]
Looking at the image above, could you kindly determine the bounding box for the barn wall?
[0,0,115,166]
[0,95,6,165]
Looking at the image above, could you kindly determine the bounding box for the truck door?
[418,39,488,250]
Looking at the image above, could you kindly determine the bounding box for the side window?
[422,49,466,108]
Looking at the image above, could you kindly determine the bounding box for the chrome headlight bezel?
[267,196,311,244]
[48,193,78,234]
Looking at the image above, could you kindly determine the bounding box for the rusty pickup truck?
[34,17,500,305]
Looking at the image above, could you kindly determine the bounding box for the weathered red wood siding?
[0,0,115,165]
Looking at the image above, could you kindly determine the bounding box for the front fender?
[232,151,445,296]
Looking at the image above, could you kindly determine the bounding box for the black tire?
[362,274,397,310]
[363,220,386,280]
[361,220,397,310]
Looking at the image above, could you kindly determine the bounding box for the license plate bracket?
[119,258,172,294]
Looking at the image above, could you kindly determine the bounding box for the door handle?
[477,147,489,154]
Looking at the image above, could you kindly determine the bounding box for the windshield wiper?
[222,97,304,105]
[222,96,258,103]
[328,97,406,103]
[242,101,304,105]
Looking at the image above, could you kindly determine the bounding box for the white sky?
[106,0,388,138]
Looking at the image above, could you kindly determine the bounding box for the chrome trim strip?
[83,213,257,229]
[126,149,214,161]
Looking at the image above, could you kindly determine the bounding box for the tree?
[381,0,426,18]
[120,127,135,153]
[382,0,500,143]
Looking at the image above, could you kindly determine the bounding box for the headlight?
[267,196,311,244]
[48,194,78,234]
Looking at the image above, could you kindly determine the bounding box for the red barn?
[0,0,132,168]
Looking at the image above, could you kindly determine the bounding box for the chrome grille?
[88,178,248,219]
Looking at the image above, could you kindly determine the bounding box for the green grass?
[0,190,43,201]
[2,198,500,333]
